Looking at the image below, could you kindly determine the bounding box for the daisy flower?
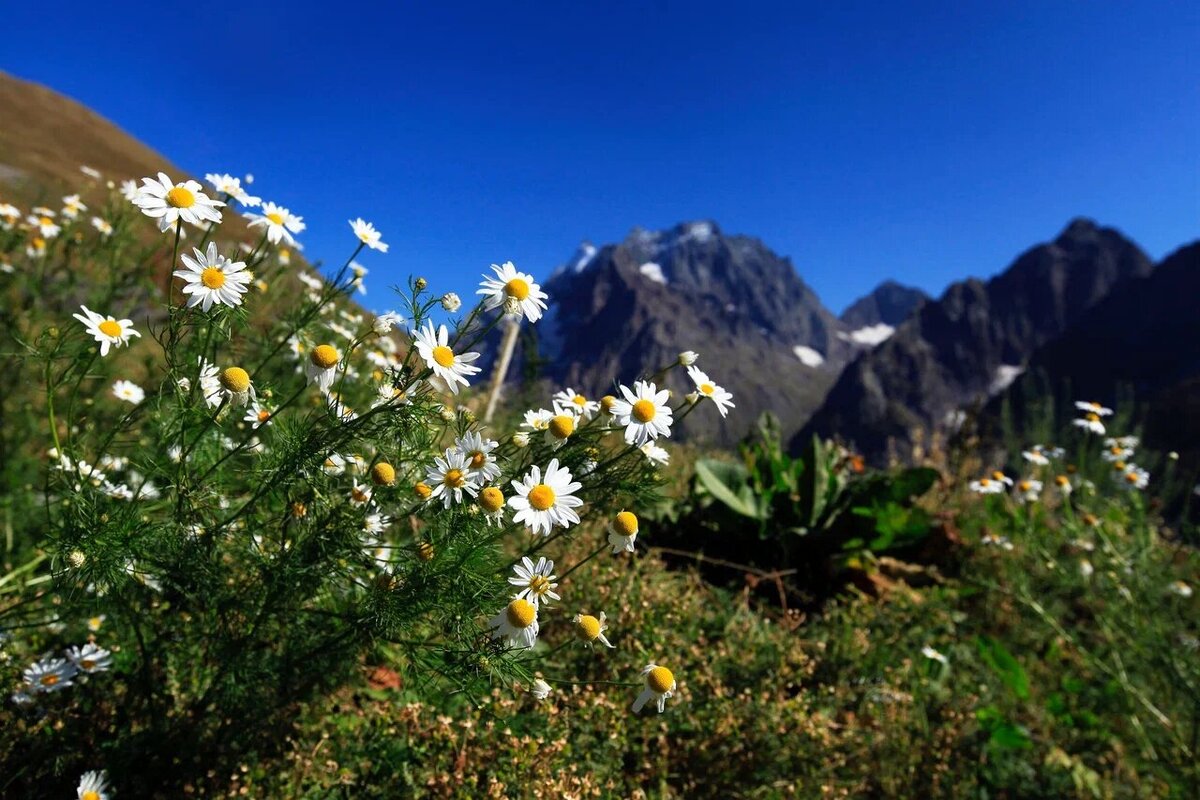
[573,611,615,648]
[608,510,640,553]
[968,477,1004,495]
[1072,413,1106,435]
[27,212,61,238]
[0,202,19,228]
[350,262,368,294]
[508,557,561,607]
[321,452,346,476]
[1118,465,1149,490]
[641,442,670,466]
[1075,400,1113,417]
[1101,441,1135,462]
[205,173,261,206]
[112,379,145,405]
[610,381,673,446]
[488,598,540,650]
[477,260,548,322]
[23,657,77,693]
[132,172,224,232]
[73,305,140,357]
[508,459,583,537]
[306,344,341,394]
[530,678,552,701]
[1168,580,1193,598]
[172,242,252,311]
[1054,474,1073,495]
[246,201,305,246]
[545,413,576,449]
[196,357,223,408]
[244,403,274,429]
[632,663,676,714]
[1015,478,1042,503]
[686,367,735,417]
[87,615,106,632]
[981,533,1014,550]
[426,448,481,508]
[441,292,461,312]
[349,479,373,507]
[1022,446,1051,466]
[553,388,600,421]
[678,350,699,366]
[520,408,556,433]
[921,645,949,666]
[478,486,506,525]
[411,321,481,394]
[66,642,113,674]
[90,217,113,237]
[77,770,111,800]
[61,194,87,219]
[373,310,405,335]
[216,367,256,407]
[455,431,501,483]
[350,218,388,252]
[370,462,396,487]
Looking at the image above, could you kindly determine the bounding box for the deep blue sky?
[6,2,1198,314]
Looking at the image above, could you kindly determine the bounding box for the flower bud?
[677,350,698,366]
[441,292,462,312]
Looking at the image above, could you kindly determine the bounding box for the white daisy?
[552,388,600,421]
[921,645,948,665]
[349,479,373,507]
[205,172,261,206]
[520,408,556,433]
[66,642,112,674]
[507,458,583,537]
[172,242,252,311]
[1118,465,1149,491]
[478,486,506,525]
[454,431,501,483]
[306,344,342,394]
[573,611,615,649]
[608,510,640,554]
[477,261,548,322]
[61,194,87,219]
[411,321,481,395]
[1101,441,1135,462]
[1073,413,1106,435]
[1168,580,1193,598]
[640,442,670,466]
[119,179,138,201]
[609,381,673,446]
[544,413,576,449]
[373,310,405,335]
[197,357,223,408]
[246,201,305,246]
[27,212,61,238]
[243,403,274,429]
[677,350,699,366]
[981,533,1014,550]
[530,678,552,701]
[90,217,113,237]
[1053,474,1073,495]
[1015,478,1043,503]
[686,367,735,418]
[73,305,140,357]
[632,663,676,714]
[23,657,77,693]
[487,598,540,650]
[112,379,145,405]
[426,448,481,508]
[321,452,346,476]
[441,292,461,312]
[1074,400,1113,416]
[968,477,1005,495]
[508,557,561,607]
[132,172,224,232]
[76,770,111,800]
[350,218,388,252]
[216,367,256,407]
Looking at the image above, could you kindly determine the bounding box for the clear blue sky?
[5,1,1197,314]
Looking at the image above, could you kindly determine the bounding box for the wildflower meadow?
[0,167,1197,798]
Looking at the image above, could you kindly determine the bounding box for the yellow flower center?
[1019,481,1032,492]
[82,792,100,800]
[469,451,487,469]
[573,395,587,406]
[700,383,715,395]
[166,186,196,208]
[39,216,53,226]
[528,575,551,595]
[1086,412,1100,422]
[600,395,617,413]
[257,409,272,423]
[614,511,638,536]
[479,486,504,513]
[1056,475,1069,487]
[548,415,575,440]
[1113,461,1126,471]
[1110,446,1122,455]
[1124,471,1139,483]
[88,617,103,629]
[351,486,370,503]
[991,471,1005,481]
[371,462,396,486]
[647,666,674,694]
[443,469,466,489]
[979,478,991,487]
[266,211,285,226]
[201,266,226,289]
[80,659,96,670]
[220,367,250,393]
[417,541,435,561]
[97,319,122,337]
[506,598,536,628]
[504,277,530,300]
[528,484,556,511]
[414,482,432,499]
[310,344,339,369]
[40,674,59,686]
[431,345,455,368]
[632,399,656,423]
[576,614,601,640]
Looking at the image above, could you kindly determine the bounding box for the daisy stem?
[556,542,609,583]
[166,220,182,304]
[197,384,307,484]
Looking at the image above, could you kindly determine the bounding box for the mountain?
[986,240,1200,466]
[504,221,852,446]
[837,280,929,348]
[797,219,1155,460]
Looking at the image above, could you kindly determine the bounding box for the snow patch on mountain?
[989,364,1025,395]
[837,323,895,347]
[639,262,667,284]
[570,242,597,273]
[793,345,825,367]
